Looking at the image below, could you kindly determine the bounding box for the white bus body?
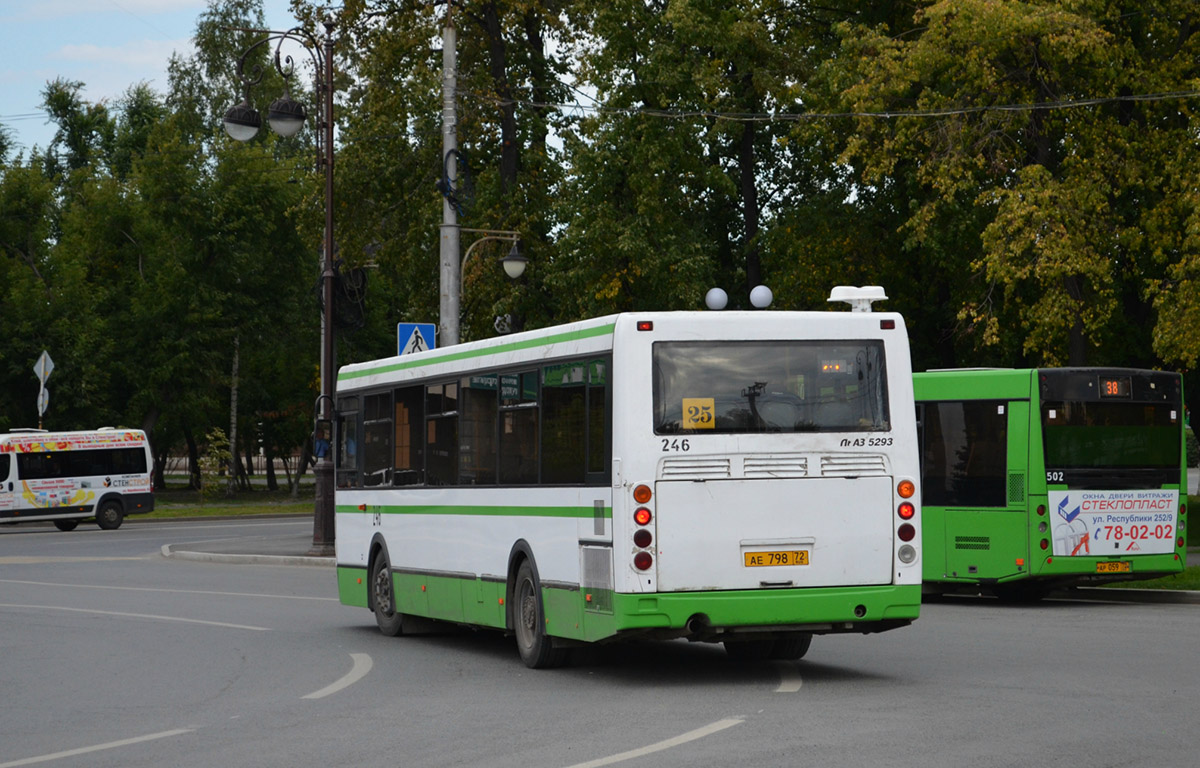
[336,299,921,667]
[0,429,155,530]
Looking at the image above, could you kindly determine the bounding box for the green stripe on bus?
[338,322,617,382]
[336,504,611,519]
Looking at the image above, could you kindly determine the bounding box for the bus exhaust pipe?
[686,614,713,638]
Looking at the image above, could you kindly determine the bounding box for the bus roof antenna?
[828,285,888,313]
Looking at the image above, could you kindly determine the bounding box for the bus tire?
[53,519,80,532]
[371,554,405,637]
[770,633,813,661]
[723,638,774,661]
[95,500,124,530]
[513,560,567,669]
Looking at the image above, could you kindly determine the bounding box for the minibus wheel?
[95,501,124,530]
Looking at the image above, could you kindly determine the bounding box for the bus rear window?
[1042,401,1180,470]
[653,340,889,434]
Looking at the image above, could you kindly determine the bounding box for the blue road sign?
[397,323,437,355]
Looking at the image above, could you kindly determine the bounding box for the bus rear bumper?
[611,584,920,641]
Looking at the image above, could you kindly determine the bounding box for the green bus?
[914,367,1187,600]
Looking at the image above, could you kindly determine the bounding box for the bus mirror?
[313,418,333,460]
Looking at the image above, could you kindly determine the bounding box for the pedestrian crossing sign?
[397,323,437,355]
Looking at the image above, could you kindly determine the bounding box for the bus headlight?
[898,545,917,564]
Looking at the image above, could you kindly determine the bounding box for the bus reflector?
[637,321,654,331]
[634,507,652,526]
[897,480,915,498]
[634,551,653,570]
[898,502,915,520]
[880,319,896,330]
[898,523,915,542]
[633,484,652,503]
[633,529,652,548]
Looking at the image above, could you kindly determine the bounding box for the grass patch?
[1104,567,1200,591]
[146,486,312,519]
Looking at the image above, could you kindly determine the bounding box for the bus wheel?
[724,638,774,661]
[95,501,124,530]
[53,520,79,532]
[770,633,813,661]
[371,554,404,637]
[513,560,567,669]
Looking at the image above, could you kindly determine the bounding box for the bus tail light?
[633,484,652,503]
[634,507,652,526]
[1040,539,1049,550]
[634,551,653,570]
[898,544,917,563]
[1037,505,1046,516]
[897,480,915,499]
[898,502,915,520]
[898,523,915,542]
[633,529,652,548]
[1179,536,1186,548]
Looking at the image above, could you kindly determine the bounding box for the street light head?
[223,101,262,142]
[501,242,528,279]
[268,96,307,137]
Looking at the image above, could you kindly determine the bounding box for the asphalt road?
[1,518,1197,768]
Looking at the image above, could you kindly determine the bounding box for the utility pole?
[438,8,461,346]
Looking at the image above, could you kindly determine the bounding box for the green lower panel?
[612,585,921,632]
[392,571,507,630]
[544,587,617,642]
[1030,552,1185,580]
[338,566,369,608]
[341,566,919,642]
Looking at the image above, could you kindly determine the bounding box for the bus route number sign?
[682,398,715,429]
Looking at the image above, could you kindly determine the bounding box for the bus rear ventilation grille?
[955,536,990,551]
[661,457,731,480]
[744,456,808,478]
[820,454,886,477]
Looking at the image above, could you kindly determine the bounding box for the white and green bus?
[335,289,921,667]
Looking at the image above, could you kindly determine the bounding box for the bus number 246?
[661,439,691,452]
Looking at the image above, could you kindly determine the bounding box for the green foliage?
[198,427,232,505]
[4,0,1200,461]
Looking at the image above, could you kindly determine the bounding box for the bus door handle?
[760,580,794,588]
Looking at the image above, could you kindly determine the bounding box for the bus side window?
[362,393,393,487]
[542,362,587,484]
[426,382,458,486]
[499,371,538,485]
[922,400,1008,507]
[336,396,360,488]
[393,386,424,486]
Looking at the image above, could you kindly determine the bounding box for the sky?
[1,0,296,158]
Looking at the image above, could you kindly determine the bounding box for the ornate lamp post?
[223,17,336,555]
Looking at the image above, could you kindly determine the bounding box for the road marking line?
[0,579,338,601]
[0,728,193,767]
[0,557,149,564]
[773,661,803,693]
[561,717,744,768]
[302,653,373,699]
[0,604,270,631]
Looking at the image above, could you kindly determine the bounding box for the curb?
[160,543,334,568]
